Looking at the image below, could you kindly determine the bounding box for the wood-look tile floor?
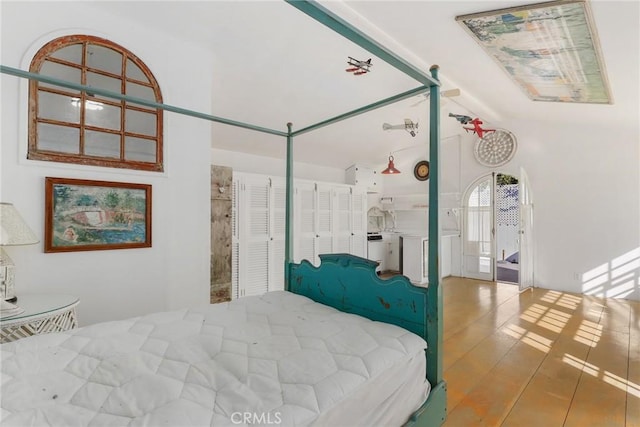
[441,277,639,427]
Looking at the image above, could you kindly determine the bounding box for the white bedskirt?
[1,291,429,426]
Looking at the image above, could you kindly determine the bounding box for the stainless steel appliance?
[367,233,382,241]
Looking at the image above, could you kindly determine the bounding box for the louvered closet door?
[350,189,367,257]
[244,177,270,296]
[269,179,286,291]
[231,179,240,299]
[333,187,352,254]
[296,182,316,265]
[316,184,334,263]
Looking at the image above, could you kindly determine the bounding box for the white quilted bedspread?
[1,291,426,426]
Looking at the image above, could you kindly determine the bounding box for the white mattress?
[1,291,429,426]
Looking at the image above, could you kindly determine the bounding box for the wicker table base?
[1,294,79,343]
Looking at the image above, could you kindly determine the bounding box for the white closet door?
[316,184,334,263]
[232,175,368,297]
[350,189,367,257]
[333,187,352,253]
[244,177,270,296]
[296,182,316,264]
[269,179,286,291]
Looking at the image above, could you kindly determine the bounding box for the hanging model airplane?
[463,118,496,139]
[382,119,419,137]
[449,113,496,139]
[345,57,372,75]
[448,112,473,125]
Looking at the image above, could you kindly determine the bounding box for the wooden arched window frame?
[28,35,163,172]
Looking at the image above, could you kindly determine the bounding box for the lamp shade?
[381,156,401,175]
[0,203,39,245]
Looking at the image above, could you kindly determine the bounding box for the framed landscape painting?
[45,177,152,252]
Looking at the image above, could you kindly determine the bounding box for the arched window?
[28,35,163,171]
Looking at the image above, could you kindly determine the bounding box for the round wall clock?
[413,160,430,181]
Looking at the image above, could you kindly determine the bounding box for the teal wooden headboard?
[288,253,428,343]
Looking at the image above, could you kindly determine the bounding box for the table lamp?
[0,203,39,302]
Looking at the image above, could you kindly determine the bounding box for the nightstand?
[0,294,79,343]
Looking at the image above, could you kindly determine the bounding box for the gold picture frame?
[45,177,152,253]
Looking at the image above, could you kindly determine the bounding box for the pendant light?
[381,155,400,174]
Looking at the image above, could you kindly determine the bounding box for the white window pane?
[38,123,79,153]
[125,137,156,162]
[87,72,122,100]
[125,109,156,136]
[85,130,120,158]
[39,91,80,123]
[85,102,121,130]
[39,61,81,93]
[127,81,156,102]
[50,44,83,64]
[479,257,492,273]
[126,59,148,82]
[86,44,122,75]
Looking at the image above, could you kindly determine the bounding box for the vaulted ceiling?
[91,1,639,169]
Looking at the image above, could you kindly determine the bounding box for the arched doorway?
[462,169,534,291]
[462,174,494,281]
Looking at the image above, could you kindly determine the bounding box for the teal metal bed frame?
[1,1,446,424]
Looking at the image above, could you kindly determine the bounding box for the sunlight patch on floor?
[521,330,552,353]
[573,319,603,347]
[503,323,551,353]
[519,301,571,334]
[504,324,526,340]
[556,293,582,310]
[604,371,640,399]
[536,308,571,333]
[539,289,582,310]
[563,353,599,376]
[586,302,605,318]
[563,353,640,398]
[520,303,547,323]
[540,290,563,304]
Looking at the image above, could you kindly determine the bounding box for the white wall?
[211,148,345,183]
[511,120,639,300]
[375,117,640,301]
[1,2,213,325]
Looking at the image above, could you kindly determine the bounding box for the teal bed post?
[427,65,443,386]
[284,122,294,291]
[427,65,447,424]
